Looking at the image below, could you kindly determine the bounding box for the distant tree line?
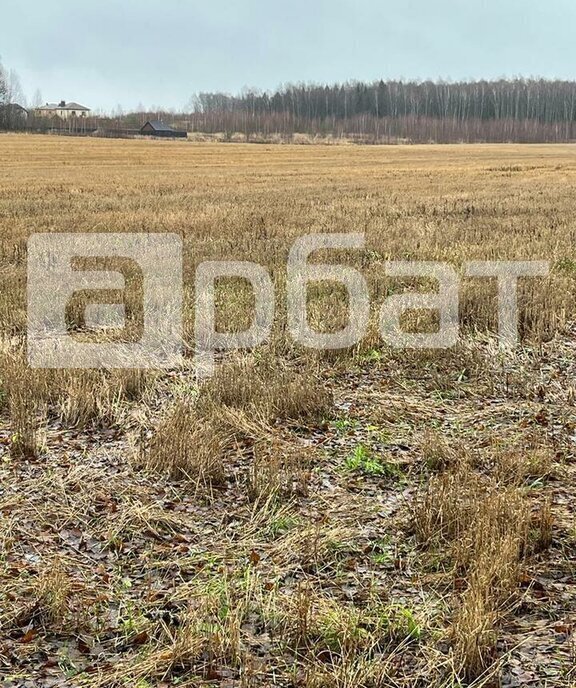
[6,71,576,143]
[187,79,576,143]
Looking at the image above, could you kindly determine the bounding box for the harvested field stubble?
[0,135,575,686]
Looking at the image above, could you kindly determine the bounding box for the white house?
[35,100,91,119]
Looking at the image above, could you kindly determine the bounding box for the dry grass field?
[1,134,576,687]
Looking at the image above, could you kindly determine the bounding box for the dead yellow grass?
[0,135,575,687]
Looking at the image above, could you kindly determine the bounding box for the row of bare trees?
[186,79,576,143]
[6,72,576,143]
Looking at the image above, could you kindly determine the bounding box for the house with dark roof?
[140,120,187,138]
[35,100,91,119]
[0,103,28,128]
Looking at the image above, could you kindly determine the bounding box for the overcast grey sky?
[1,0,574,112]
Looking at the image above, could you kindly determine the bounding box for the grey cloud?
[1,0,574,111]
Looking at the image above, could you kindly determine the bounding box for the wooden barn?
[140,120,187,138]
